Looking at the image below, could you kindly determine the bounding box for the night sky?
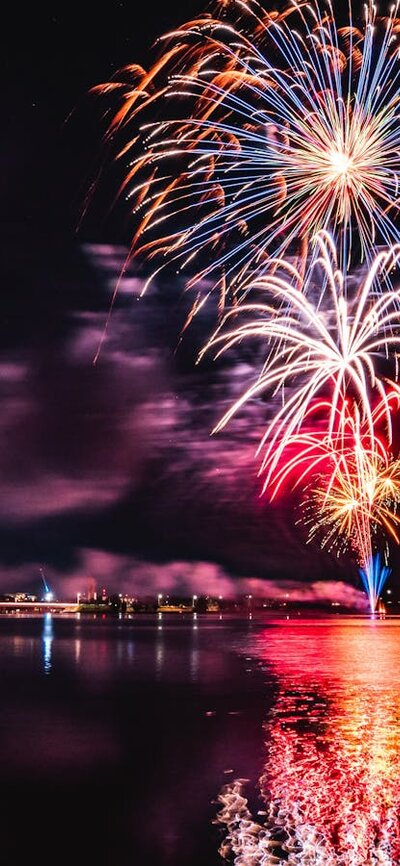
[0,1,372,605]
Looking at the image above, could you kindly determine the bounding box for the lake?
[0,613,398,865]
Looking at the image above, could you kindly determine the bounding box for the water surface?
[1,613,399,865]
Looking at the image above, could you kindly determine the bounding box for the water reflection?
[190,624,199,681]
[217,620,400,865]
[156,626,165,679]
[74,638,81,664]
[42,613,53,675]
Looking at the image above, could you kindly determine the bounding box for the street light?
[192,594,198,610]
[157,593,163,607]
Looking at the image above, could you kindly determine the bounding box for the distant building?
[206,599,220,612]
[0,593,38,603]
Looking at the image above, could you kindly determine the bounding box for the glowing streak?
[359,552,391,612]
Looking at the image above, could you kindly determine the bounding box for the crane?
[40,568,53,602]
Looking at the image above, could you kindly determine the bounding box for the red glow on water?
[261,622,400,860]
[217,621,400,863]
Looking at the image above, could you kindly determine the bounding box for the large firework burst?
[93,0,400,314]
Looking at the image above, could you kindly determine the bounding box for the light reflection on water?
[217,619,400,865]
[42,613,53,675]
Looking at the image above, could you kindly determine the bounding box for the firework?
[94,0,400,314]
[91,0,400,600]
[201,232,400,488]
[254,394,400,610]
[359,552,392,612]
[286,396,400,611]
[306,446,400,554]
[302,437,400,611]
[199,232,400,608]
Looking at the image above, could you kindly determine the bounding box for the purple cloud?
[11,548,366,609]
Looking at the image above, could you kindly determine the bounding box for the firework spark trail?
[93,0,400,313]
[359,552,391,613]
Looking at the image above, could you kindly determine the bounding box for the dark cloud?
[0,318,163,522]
